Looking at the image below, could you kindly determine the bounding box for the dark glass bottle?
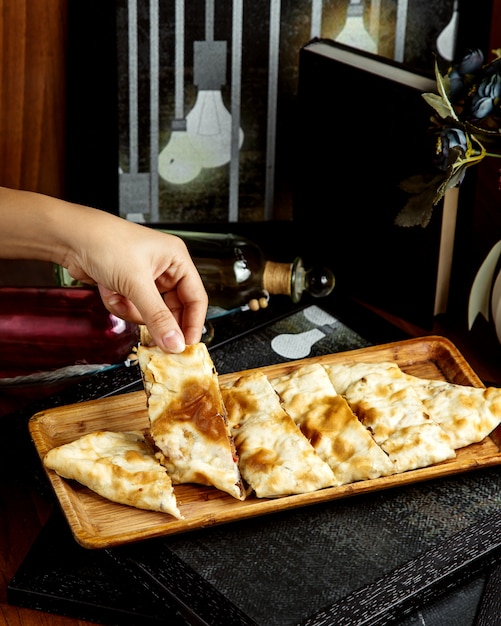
[162,231,336,319]
[56,231,335,318]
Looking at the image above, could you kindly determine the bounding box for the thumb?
[98,285,186,353]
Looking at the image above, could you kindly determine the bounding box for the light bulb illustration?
[436,0,459,62]
[158,119,203,185]
[335,0,377,54]
[158,39,244,185]
[187,89,244,168]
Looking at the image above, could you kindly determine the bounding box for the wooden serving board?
[29,336,501,549]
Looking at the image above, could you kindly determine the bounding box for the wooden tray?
[30,336,501,549]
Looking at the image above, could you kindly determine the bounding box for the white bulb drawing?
[158,128,203,185]
[436,0,459,62]
[335,0,377,54]
[158,38,244,185]
[186,90,244,168]
[158,96,244,184]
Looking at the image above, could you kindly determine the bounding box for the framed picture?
[65,1,494,228]
[112,0,493,226]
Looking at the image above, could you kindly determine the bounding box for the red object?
[0,287,138,378]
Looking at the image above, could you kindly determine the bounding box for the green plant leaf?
[422,93,454,120]
[422,61,458,121]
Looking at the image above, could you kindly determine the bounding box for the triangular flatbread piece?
[404,374,501,449]
[136,338,245,500]
[43,430,183,518]
[221,371,337,497]
[269,363,395,484]
[323,361,401,395]
[324,362,456,473]
[342,369,456,473]
[326,360,501,450]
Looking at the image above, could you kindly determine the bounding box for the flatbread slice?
[342,370,456,473]
[269,363,395,484]
[136,339,245,500]
[220,371,337,497]
[323,361,401,395]
[43,430,183,518]
[326,360,501,453]
[403,374,501,449]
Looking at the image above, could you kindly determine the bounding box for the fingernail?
[162,330,185,353]
[107,297,127,315]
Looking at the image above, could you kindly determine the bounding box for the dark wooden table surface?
[2,301,501,626]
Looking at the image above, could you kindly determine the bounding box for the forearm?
[0,186,131,279]
[0,186,81,264]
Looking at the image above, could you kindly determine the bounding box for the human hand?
[0,187,208,352]
[62,213,208,353]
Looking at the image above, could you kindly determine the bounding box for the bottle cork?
[263,261,292,296]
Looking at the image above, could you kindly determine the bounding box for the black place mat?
[8,301,496,625]
[7,512,186,626]
[106,469,500,626]
[9,475,498,626]
[210,303,372,374]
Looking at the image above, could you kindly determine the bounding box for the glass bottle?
[56,231,335,319]
[161,231,336,319]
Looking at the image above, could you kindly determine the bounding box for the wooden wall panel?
[0,0,67,197]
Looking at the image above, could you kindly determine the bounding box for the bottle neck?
[263,257,335,303]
